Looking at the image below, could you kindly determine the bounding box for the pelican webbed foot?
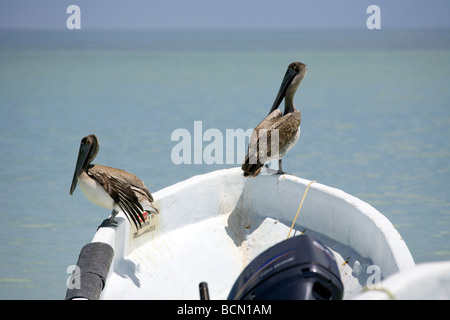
[97,209,119,230]
[97,218,118,230]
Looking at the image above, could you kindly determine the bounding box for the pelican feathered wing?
[242,109,301,177]
[87,164,158,229]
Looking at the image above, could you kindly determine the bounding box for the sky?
[0,0,449,30]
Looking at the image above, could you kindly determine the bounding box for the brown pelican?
[70,134,159,229]
[242,62,307,177]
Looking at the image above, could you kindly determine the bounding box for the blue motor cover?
[227,234,344,300]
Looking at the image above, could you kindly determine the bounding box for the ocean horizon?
[1,28,449,299]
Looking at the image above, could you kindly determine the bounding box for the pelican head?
[70,134,99,195]
[269,62,307,115]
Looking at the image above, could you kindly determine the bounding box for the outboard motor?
[227,234,344,300]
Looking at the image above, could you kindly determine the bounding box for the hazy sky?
[1,0,449,30]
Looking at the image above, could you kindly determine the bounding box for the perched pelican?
[242,62,307,177]
[70,134,158,230]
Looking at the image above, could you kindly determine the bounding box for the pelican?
[242,62,307,177]
[70,134,159,230]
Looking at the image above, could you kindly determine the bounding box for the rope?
[362,286,397,300]
[287,180,316,239]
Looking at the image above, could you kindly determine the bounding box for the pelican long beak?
[70,142,91,195]
[268,67,298,115]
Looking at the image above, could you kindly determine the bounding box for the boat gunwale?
[88,167,415,299]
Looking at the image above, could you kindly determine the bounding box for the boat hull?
[76,167,415,299]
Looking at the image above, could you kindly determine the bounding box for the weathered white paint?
[89,167,415,299]
[353,261,450,300]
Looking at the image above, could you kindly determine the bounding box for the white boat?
[353,260,450,300]
[66,167,418,300]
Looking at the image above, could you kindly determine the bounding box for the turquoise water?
[0,29,449,299]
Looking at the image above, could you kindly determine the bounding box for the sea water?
[0,29,449,299]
